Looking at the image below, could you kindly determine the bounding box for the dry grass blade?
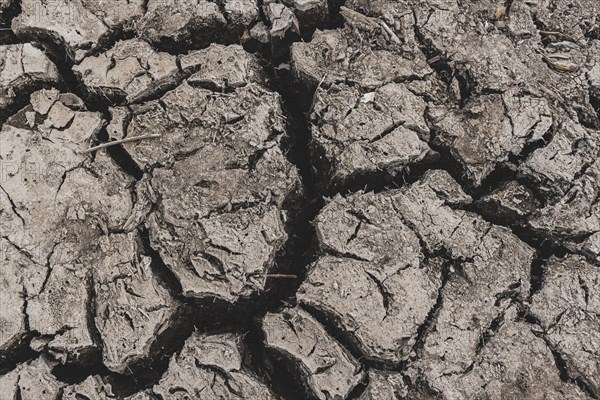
[82,134,162,154]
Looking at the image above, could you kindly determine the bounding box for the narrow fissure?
[409,259,453,361]
[299,301,403,372]
[0,335,39,375]
[525,313,599,400]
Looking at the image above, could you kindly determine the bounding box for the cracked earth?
[0,0,599,399]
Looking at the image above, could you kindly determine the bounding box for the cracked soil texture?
[1,0,600,399]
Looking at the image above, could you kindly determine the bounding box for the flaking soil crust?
[1,0,600,399]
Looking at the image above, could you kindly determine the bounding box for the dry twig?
[82,134,162,154]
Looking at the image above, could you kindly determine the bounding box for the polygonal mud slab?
[118,82,286,169]
[147,204,292,302]
[12,0,146,62]
[0,359,119,400]
[346,0,599,125]
[20,231,178,372]
[148,332,278,399]
[392,172,534,381]
[224,0,261,33]
[264,0,328,33]
[429,91,553,187]
[61,375,117,399]
[298,170,534,375]
[180,43,267,91]
[0,91,117,358]
[73,39,180,105]
[0,89,169,366]
[263,2,300,42]
[262,307,365,399]
[525,157,600,261]
[93,233,178,373]
[0,236,46,352]
[519,117,600,199]
[358,370,438,400]
[137,0,227,49]
[291,16,431,94]
[531,255,600,397]
[407,0,589,87]
[408,306,590,400]
[297,191,443,364]
[358,370,409,400]
[110,76,302,303]
[310,82,437,190]
[75,41,267,106]
[27,260,96,361]
[0,357,64,399]
[0,88,141,263]
[0,44,61,116]
[254,0,328,60]
[103,43,268,141]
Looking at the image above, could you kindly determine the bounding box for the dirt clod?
[0,44,61,119]
[262,307,365,399]
[151,332,277,399]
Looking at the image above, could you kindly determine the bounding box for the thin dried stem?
[81,134,161,154]
[538,30,562,35]
[258,274,298,279]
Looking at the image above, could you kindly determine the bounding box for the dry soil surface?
[1,0,599,399]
